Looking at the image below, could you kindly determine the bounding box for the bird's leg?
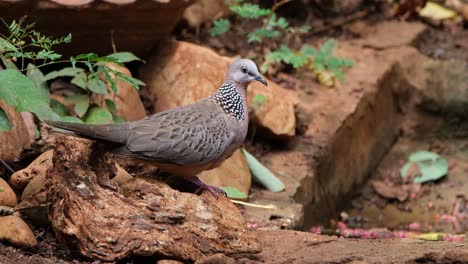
[186,176,227,198]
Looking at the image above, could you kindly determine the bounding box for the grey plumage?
[46,59,267,180]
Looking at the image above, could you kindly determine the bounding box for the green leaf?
[400,151,448,183]
[71,71,87,89]
[84,107,113,124]
[97,66,117,92]
[252,94,266,110]
[60,116,83,123]
[0,69,59,121]
[113,114,125,124]
[230,3,270,19]
[242,148,285,192]
[113,71,145,90]
[0,107,11,132]
[44,67,84,81]
[298,25,311,33]
[66,94,89,117]
[87,77,108,94]
[50,99,68,116]
[75,53,99,60]
[210,19,230,36]
[105,99,117,113]
[0,37,17,52]
[221,187,248,199]
[106,52,143,63]
[36,50,62,60]
[26,64,49,100]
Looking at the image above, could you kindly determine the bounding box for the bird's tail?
[45,120,130,143]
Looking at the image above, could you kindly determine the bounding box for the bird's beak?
[255,75,268,86]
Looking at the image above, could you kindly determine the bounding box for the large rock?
[0,178,17,208]
[0,101,32,163]
[389,51,468,115]
[38,134,260,262]
[140,41,297,137]
[0,216,37,248]
[10,149,54,191]
[95,63,146,121]
[198,149,250,195]
[183,0,230,29]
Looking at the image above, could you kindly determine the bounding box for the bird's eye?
[241,67,248,74]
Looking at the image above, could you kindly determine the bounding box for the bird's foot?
[188,177,227,198]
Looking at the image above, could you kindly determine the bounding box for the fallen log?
[21,134,260,262]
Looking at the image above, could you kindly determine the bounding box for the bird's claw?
[189,177,226,199]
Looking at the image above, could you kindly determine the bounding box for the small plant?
[210,0,354,86]
[0,18,144,131]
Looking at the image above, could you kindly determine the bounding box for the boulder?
[198,149,250,195]
[0,216,37,248]
[140,41,297,137]
[0,101,32,163]
[95,63,147,121]
[0,178,17,208]
[10,150,54,190]
[183,0,230,29]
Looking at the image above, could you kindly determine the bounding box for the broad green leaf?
[71,72,87,89]
[210,19,230,36]
[409,151,440,163]
[44,67,84,81]
[401,151,448,183]
[242,148,285,192]
[0,57,18,70]
[113,71,145,90]
[0,69,59,121]
[221,187,248,199]
[75,53,99,60]
[105,99,117,113]
[50,99,68,117]
[106,52,143,63]
[0,107,11,132]
[0,37,17,52]
[113,114,125,124]
[87,77,108,94]
[252,94,266,110]
[60,116,83,123]
[84,107,113,124]
[26,64,49,100]
[66,94,89,117]
[98,66,117,92]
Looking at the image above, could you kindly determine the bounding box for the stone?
[0,178,17,208]
[0,216,37,248]
[198,149,250,195]
[95,63,146,122]
[140,40,297,137]
[194,253,236,264]
[351,21,426,49]
[183,0,230,29]
[157,260,184,264]
[43,134,260,262]
[0,101,32,163]
[391,51,468,115]
[10,150,54,190]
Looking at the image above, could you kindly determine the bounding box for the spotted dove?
[46,59,267,196]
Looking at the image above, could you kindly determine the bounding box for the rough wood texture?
[42,134,260,262]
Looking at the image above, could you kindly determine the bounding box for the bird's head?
[225,59,267,87]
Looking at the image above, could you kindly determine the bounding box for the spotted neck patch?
[212,83,245,121]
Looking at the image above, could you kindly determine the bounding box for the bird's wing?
[115,100,236,165]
